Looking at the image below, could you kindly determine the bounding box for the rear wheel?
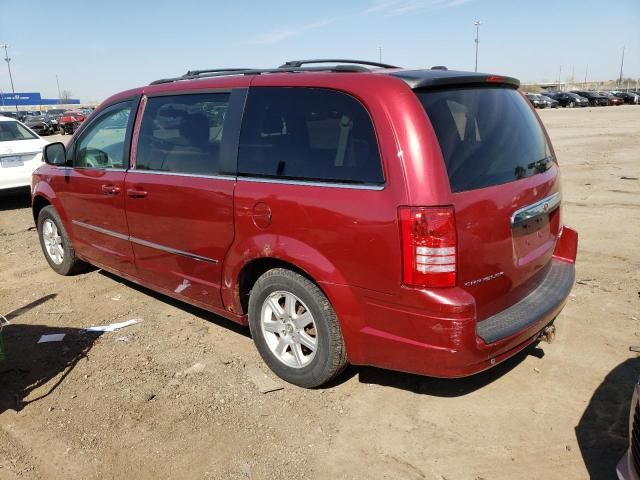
[37,206,87,275]
[248,268,348,388]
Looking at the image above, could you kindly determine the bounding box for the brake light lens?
[399,206,457,288]
[486,75,504,83]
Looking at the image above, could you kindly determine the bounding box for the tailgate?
[416,86,563,320]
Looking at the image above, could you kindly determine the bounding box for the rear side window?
[417,87,552,193]
[238,87,383,185]
[136,93,230,175]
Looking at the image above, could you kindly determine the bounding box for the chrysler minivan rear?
[358,77,577,377]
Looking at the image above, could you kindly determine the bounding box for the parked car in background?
[540,95,559,108]
[0,116,47,193]
[32,60,578,387]
[566,92,589,107]
[611,92,639,105]
[571,90,608,106]
[59,110,85,135]
[24,114,58,135]
[543,91,587,108]
[600,92,624,106]
[45,109,65,129]
[525,93,548,108]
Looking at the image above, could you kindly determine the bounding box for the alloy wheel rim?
[260,291,318,368]
[42,219,64,265]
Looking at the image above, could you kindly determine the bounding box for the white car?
[0,115,48,192]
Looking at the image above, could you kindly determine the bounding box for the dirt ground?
[0,105,639,479]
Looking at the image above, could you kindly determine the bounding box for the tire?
[248,268,348,388]
[569,101,575,108]
[60,128,65,135]
[37,206,87,275]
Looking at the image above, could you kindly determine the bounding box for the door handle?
[127,188,148,198]
[101,184,120,195]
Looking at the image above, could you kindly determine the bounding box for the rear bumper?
[340,226,578,378]
[0,158,42,191]
[476,260,574,343]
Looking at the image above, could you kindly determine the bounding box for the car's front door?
[57,100,138,276]
[124,90,245,308]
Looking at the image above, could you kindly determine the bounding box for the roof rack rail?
[279,59,399,69]
[150,64,381,85]
[184,68,252,77]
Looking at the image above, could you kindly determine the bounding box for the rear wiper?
[527,156,554,173]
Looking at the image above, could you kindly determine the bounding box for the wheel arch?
[32,194,51,224]
[237,257,321,316]
[221,234,351,316]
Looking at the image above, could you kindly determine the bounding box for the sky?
[1,0,639,102]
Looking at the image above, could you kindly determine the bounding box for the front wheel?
[37,206,88,275]
[248,268,348,388]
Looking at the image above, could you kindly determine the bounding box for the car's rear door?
[123,89,246,308]
[416,86,562,320]
[55,100,138,276]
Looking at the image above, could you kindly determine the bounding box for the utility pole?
[618,46,625,85]
[378,46,383,63]
[56,75,62,100]
[583,64,588,88]
[1,44,18,115]
[558,65,562,91]
[474,21,481,72]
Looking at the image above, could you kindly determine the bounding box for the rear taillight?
[399,206,457,288]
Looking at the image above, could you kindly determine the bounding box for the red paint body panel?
[53,168,137,276]
[123,172,235,308]
[32,69,578,379]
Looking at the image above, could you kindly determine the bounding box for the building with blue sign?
[0,92,80,109]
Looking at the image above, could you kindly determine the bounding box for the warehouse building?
[0,91,81,112]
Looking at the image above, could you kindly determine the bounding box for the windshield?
[417,87,552,192]
[0,121,38,141]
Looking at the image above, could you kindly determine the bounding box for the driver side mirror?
[43,142,67,166]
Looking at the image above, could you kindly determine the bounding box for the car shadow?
[335,343,544,395]
[98,270,251,338]
[0,323,98,414]
[1,293,98,414]
[575,356,640,479]
[0,189,31,211]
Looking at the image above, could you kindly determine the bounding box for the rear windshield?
[417,87,552,192]
[0,121,37,141]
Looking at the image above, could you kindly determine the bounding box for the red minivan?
[32,60,578,387]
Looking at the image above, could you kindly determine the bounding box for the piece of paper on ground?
[84,319,141,333]
[38,333,66,343]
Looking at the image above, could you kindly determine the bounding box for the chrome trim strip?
[72,167,127,172]
[511,192,561,226]
[128,170,235,181]
[72,220,129,241]
[237,176,385,191]
[129,236,218,264]
[72,220,218,264]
